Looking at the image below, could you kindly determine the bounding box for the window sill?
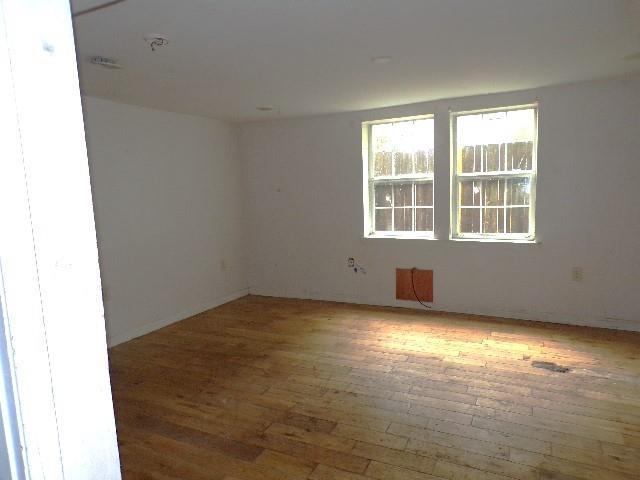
[363,234,540,244]
[449,236,539,244]
[365,233,437,241]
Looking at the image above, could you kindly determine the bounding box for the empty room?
[2,0,640,479]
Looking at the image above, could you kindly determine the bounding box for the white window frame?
[362,114,435,239]
[450,104,538,242]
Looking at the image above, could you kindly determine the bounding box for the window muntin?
[451,106,537,240]
[366,117,434,237]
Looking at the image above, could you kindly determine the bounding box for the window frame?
[362,114,436,239]
[450,104,538,242]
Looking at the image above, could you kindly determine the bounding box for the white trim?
[365,234,437,240]
[456,171,532,179]
[371,174,435,182]
[362,123,372,237]
[0,286,25,480]
[107,289,250,347]
[0,1,121,478]
[362,113,434,126]
[0,3,62,475]
[450,103,539,117]
[0,8,28,479]
[449,237,539,244]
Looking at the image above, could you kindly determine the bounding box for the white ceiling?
[71,0,640,122]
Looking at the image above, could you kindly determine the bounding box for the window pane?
[459,180,480,206]
[484,144,500,172]
[394,152,413,175]
[474,145,483,172]
[371,118,434,178]
[460,145,485,172]
[415,148,434,174]
[457,179,531,235]
[457,108,535,174]
[374,151,392,176]
[374,183,393,207]
[508,141,533,171]
[393,183,413,208]
[483,179,504,206]
[371,123,393,178]
[461,146,475,173]
[507,207,529,233]
[460,208,480,233]
[416,208,433,231]
[483,208,500,233]
[375,209,392,231]
[394,208,413,231]
[416,182,433,206]
[371,123,391,150]
[506,178,530,205]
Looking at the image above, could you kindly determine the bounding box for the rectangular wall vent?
[396,268,433,302]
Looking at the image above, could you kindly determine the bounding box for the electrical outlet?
[571,267,583,282]
[347,257,355,268]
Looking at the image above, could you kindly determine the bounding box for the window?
[364,116,434,237]
[451,105,537,241]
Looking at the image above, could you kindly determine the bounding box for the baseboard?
[248,288,640,333]
[107,288,249,347]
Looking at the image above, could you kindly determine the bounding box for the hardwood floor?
[109,295,640,480]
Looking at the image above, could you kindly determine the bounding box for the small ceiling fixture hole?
[145,35,169,52]
[371,56,392,64]
[87,55,123,69]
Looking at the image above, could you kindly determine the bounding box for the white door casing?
[0,0,121,478]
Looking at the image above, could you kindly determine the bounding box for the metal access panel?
[396,268,433,302]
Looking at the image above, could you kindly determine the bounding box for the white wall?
[240,75,640,331]
[83,97,248,345]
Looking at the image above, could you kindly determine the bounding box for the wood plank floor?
[109,295,640,480]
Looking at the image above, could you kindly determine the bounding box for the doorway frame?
[0,0,121,478]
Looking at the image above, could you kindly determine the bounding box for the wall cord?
[411,267,431,309]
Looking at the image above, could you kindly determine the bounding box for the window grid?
[366,116,435,237]
[457,177,531,235]
[372,180,434,233]
[451,106,537,240]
